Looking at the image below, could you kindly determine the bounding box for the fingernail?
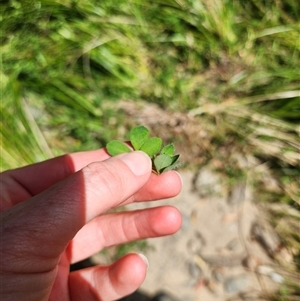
[120,151,151,176]
[136,253,149,270]
[174,171,183,186]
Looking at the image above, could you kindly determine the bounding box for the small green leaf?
[170,154,180,164]
[140,137,162,157]
[106,125,181,174]
[154,154,173,173]
[162,161,184,173]
[130,125,149,150]
[161,144,175,156]
[106,140,131,156]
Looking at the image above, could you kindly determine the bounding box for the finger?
[70,206,182,263]
[1,152,152,273]
[1,149,182,208]
[69,253,149,301]
[126,170,182,204]
[1,148,110,205]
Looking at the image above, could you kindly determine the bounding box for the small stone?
[242,255,260,271]
[187,231,205,254]
[226,238,239,251]
[192,168,224,197]
[275,247,294,264]
[187,261,203,279]
[212,268,225,283]
[180,213,191,231]
[224,274,249,294]
[250,222,280,257]
[256,265,274,275]
[270,272,284,284]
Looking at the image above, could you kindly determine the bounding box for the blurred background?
[1,0,299,300]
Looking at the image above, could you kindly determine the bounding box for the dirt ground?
[89,102,294,301]
[119,169,285,301]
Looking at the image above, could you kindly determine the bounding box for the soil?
[90,101,289,300]
[115,169,284,301]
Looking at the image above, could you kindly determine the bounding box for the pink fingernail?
[136,253,149,270]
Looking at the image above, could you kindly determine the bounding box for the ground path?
[120,170,283,301]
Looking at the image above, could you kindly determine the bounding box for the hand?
[0,149,182,301]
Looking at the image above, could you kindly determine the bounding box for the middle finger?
[69,206,182,263]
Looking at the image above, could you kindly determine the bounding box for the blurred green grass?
[1,0,299,298]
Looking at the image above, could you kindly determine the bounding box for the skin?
[0,149,182,301]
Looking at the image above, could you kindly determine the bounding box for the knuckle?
[81,162,127,200]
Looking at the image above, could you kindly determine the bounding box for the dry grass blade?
[189,91,300,117]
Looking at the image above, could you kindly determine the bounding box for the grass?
[1,0,299,299]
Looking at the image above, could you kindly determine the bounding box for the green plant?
[106,125,181,174]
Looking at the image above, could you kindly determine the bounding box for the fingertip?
[166,170,183,197]
[164,170,182,187]
[69,253,149,301]
[147,170,182,199]
[119,151,152,176]
[166,206,182,232]
[154,206,182,234]
[135,253,149,270]
[173,171,183,187]
[110,253,148,292]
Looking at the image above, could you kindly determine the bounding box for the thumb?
[1,151,152,271]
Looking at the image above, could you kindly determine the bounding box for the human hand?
[0,148,182,301]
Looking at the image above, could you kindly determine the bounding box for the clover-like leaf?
[130,125,149,150]
[154,154,173,173]
[162,161,184,173]
[140,137,162,157]
[106,140,131,156]
[161,144,175,156]
[106,125,182,174]
[170,154,180,164]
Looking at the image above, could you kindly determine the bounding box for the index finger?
[3,148,110,198]
[1,148,182,208]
